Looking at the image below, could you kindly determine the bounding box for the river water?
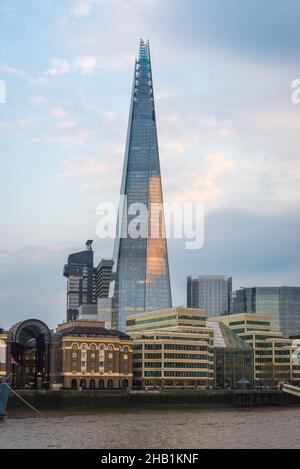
[1,406,300,449]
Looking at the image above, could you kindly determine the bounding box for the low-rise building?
[126,308,214,389]
[54,320,133,389]
[210,313,300,386]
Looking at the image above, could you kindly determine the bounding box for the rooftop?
[57,320,130,340]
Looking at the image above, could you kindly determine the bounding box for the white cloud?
[50,107,68,119]
[57,155,107,179]
[74,55,98,74]
[169,152,236,204]
[0,64,26,77]
[47,129,94,146]
[56,120,78,129]
[0,118,34,131]
[44,56,99,77]
[29,76,49,86]
[155,89,173,102]
[45,58,71,76]
[29,95,47,106]
[72,1,91,17]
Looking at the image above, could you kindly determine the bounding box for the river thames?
[1,406,300,449]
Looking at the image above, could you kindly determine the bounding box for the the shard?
[111,39,172,331]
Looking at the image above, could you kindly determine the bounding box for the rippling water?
[1,406,300,449]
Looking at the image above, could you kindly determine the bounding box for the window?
[71,379,77,389]
[99,379,105,388]
[90,379,96,389]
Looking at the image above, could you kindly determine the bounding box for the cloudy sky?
[0,0,300,329]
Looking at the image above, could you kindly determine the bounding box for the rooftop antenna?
[86,240,93,251]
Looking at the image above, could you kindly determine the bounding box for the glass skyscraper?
[111,39,172,331]
[231,286,300,338]
[187,275,232,317]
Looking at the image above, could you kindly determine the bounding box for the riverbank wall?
[7,390,231,410]
[6,389,300,410]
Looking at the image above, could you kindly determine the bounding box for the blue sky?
[1,0,300,329]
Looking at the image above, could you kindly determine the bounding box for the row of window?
[133,343,210,351]
[70,343,130,352]
[70,378,129,389]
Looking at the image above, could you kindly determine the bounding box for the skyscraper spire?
[111,39,172,331]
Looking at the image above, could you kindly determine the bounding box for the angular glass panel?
[111,40,172,330]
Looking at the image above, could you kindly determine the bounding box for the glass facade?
[111,40,172,331]
[207,321,254,388]
[232,287,300,338]
[187,275,232,317]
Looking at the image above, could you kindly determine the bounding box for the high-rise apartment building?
[111,40,172,331]
[187,275,232,317]
[231,287,300,338]
[63,240,96,321]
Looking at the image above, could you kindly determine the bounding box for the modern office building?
[110,39,172,331]
[211,313,300,386]
[187,275,232,317]
[63,240,97,321]
[126,306,206,333]
[207,321,254,389]
[231,287,300,337]
[126,307,214,389]
[53,320,133,389]
[96,259,113,299]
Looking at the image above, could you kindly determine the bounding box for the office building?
[96,259,113,299]
[63,240,97,321]
[231,287,300,337]
[126,307,214,389]
[126,306,206,333]
[207,321,254,389]
[187,275,232,317]
[111,39,172,331]
[211,313,300,386]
